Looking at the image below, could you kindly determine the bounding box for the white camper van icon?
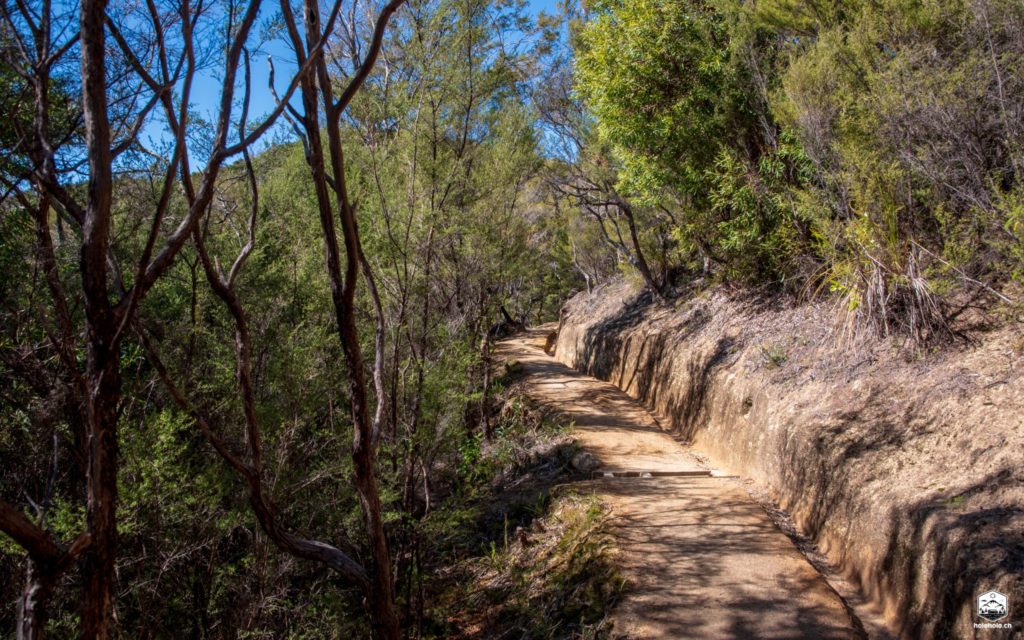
[978,591,1008,622]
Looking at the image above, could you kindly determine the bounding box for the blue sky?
[141,0,561,161]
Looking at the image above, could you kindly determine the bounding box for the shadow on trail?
[583,478,864,640]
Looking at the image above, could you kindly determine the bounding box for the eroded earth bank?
[553,281,1023,639]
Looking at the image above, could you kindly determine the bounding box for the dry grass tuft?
[444,492,624,640]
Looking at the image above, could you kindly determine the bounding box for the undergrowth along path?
[495,326,868,640]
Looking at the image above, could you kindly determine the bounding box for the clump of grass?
[503,359,523,379]
[449,492,624,639]
[759,342,788,369]
[1011,334,1024,358]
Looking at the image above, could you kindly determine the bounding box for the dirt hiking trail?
[496,326,883,640]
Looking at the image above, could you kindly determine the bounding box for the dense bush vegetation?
[572,0,1024,341]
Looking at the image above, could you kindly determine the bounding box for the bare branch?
[332,0,406,115]
[0,499,90,572]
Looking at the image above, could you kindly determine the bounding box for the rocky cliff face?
[554,280,1024,639]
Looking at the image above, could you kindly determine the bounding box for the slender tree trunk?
[619,200,666,301]
[82,350,121,640]
[80,0,120,632]
[16,561,55,640]
[322,135,401,640]
[274,0,404,632]
[285,13,400,635]
[480,330,492,440]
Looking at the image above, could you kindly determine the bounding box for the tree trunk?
[619,200,667,301]
[480,315,492,440]
[80,0,120,631]
[323,129,401,640]
[287,25,400,640]
[81,350,121,640]
[16,561,55,640]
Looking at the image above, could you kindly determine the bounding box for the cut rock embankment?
[554,281,1024,639]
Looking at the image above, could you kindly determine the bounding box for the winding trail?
[496,326,866,640]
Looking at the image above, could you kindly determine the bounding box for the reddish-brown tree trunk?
[272,0,404,633]
[322,105,402,640]
[81,349,121,640]
[79,0,120,634]
[283,19,400,640]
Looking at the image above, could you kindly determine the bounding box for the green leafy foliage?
[572,0,1023,338]
[574,0,811,286]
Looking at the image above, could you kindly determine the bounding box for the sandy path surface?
[495,326,708,475]
[495,326,865,640]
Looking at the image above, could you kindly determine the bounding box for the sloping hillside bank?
[553,281,1024,639]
